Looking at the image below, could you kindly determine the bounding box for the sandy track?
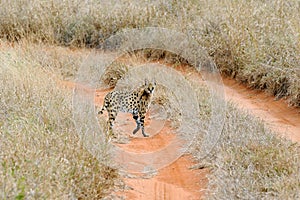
[61,80,208,199]
[178,65,300,142]
[94,89,208,200]
[222,77,300,142]
[122,155,208,200]
[62,63,300,199]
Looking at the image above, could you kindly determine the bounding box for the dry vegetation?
[101,62,129,88]
[1,40,300,200]
[191,102,300,199]
[104,57,300,199]
[1,0,300,199]
[1,0,299,106]
[0,43,118,199]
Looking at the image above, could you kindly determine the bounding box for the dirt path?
[122,155,208,200]
[94,89,208,200]
[60,80,208,199]
[62,63,300,199]
[222,77,300,143]
[177,64,300,143]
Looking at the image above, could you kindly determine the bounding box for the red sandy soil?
[61,63,300,200]
[122,156,209,200]
[93,88,208,200]
[175,64,300,143]
[222,77,300,143]
[61,81,207,199]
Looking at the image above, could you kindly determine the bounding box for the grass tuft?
[101,62,129,88]
[1,0,299,106]
[191,102,300,199]
[0,44,117,199]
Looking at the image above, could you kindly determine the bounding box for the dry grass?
[1,0,300,196]
[100,62,129,88]
[191,102,300,199]
[0,0,171,46]
[1,41,299,199]
[1,0,299,106]
[97,56,300,199]
[0,44,118,199]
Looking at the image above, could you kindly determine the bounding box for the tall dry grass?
[191,102,300,199]
[1,0,300,196]
[1,40,299,199]
[1,0,298,106]
[97,54,300,199]
[195,0,300,107]
[0,43,117,199]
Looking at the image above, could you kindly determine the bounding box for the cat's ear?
[144,78,149,85]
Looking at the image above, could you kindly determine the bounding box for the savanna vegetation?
[1,0,299,106]
[1,0,300,199]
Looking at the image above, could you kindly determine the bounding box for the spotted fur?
[98,79,156,137]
